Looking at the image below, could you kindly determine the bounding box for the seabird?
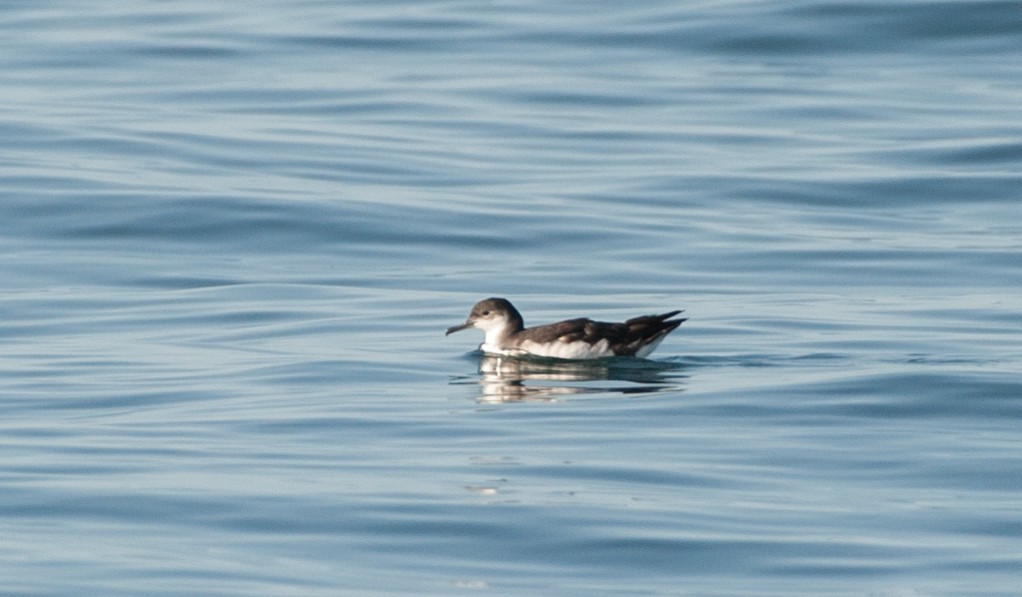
[446,297,685,359]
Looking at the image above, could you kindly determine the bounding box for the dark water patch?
[802,1,1022,43]
[131,43,243,60]
[4,194,475,257]
[277,34,459,53]
[703,1,1022,57]
[925,140,1022,167]
[130,275,243,290]
[0,488,238,525]
[725,174,1022,208]
[497,0,1022,60]
[521,461,721,491]
[787,370,1022,420]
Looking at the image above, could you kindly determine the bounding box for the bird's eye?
[481,310,490,316]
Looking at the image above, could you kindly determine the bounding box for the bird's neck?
[483,316,523,348]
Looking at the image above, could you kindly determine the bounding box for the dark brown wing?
[516,318,595,344]
[518,311,686,356]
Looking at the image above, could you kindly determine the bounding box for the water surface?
[1,1,1020,595]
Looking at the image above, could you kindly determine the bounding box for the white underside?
[481,338,617,359]
[632,335,666,359]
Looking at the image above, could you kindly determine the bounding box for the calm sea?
[1,1,1020,595]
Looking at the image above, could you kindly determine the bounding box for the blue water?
[2,1,1021,595]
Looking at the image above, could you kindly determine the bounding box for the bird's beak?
[445,321,473,336]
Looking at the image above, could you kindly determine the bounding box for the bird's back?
[508,311,685,358]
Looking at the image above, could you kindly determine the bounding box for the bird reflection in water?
[453,355,687,403]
